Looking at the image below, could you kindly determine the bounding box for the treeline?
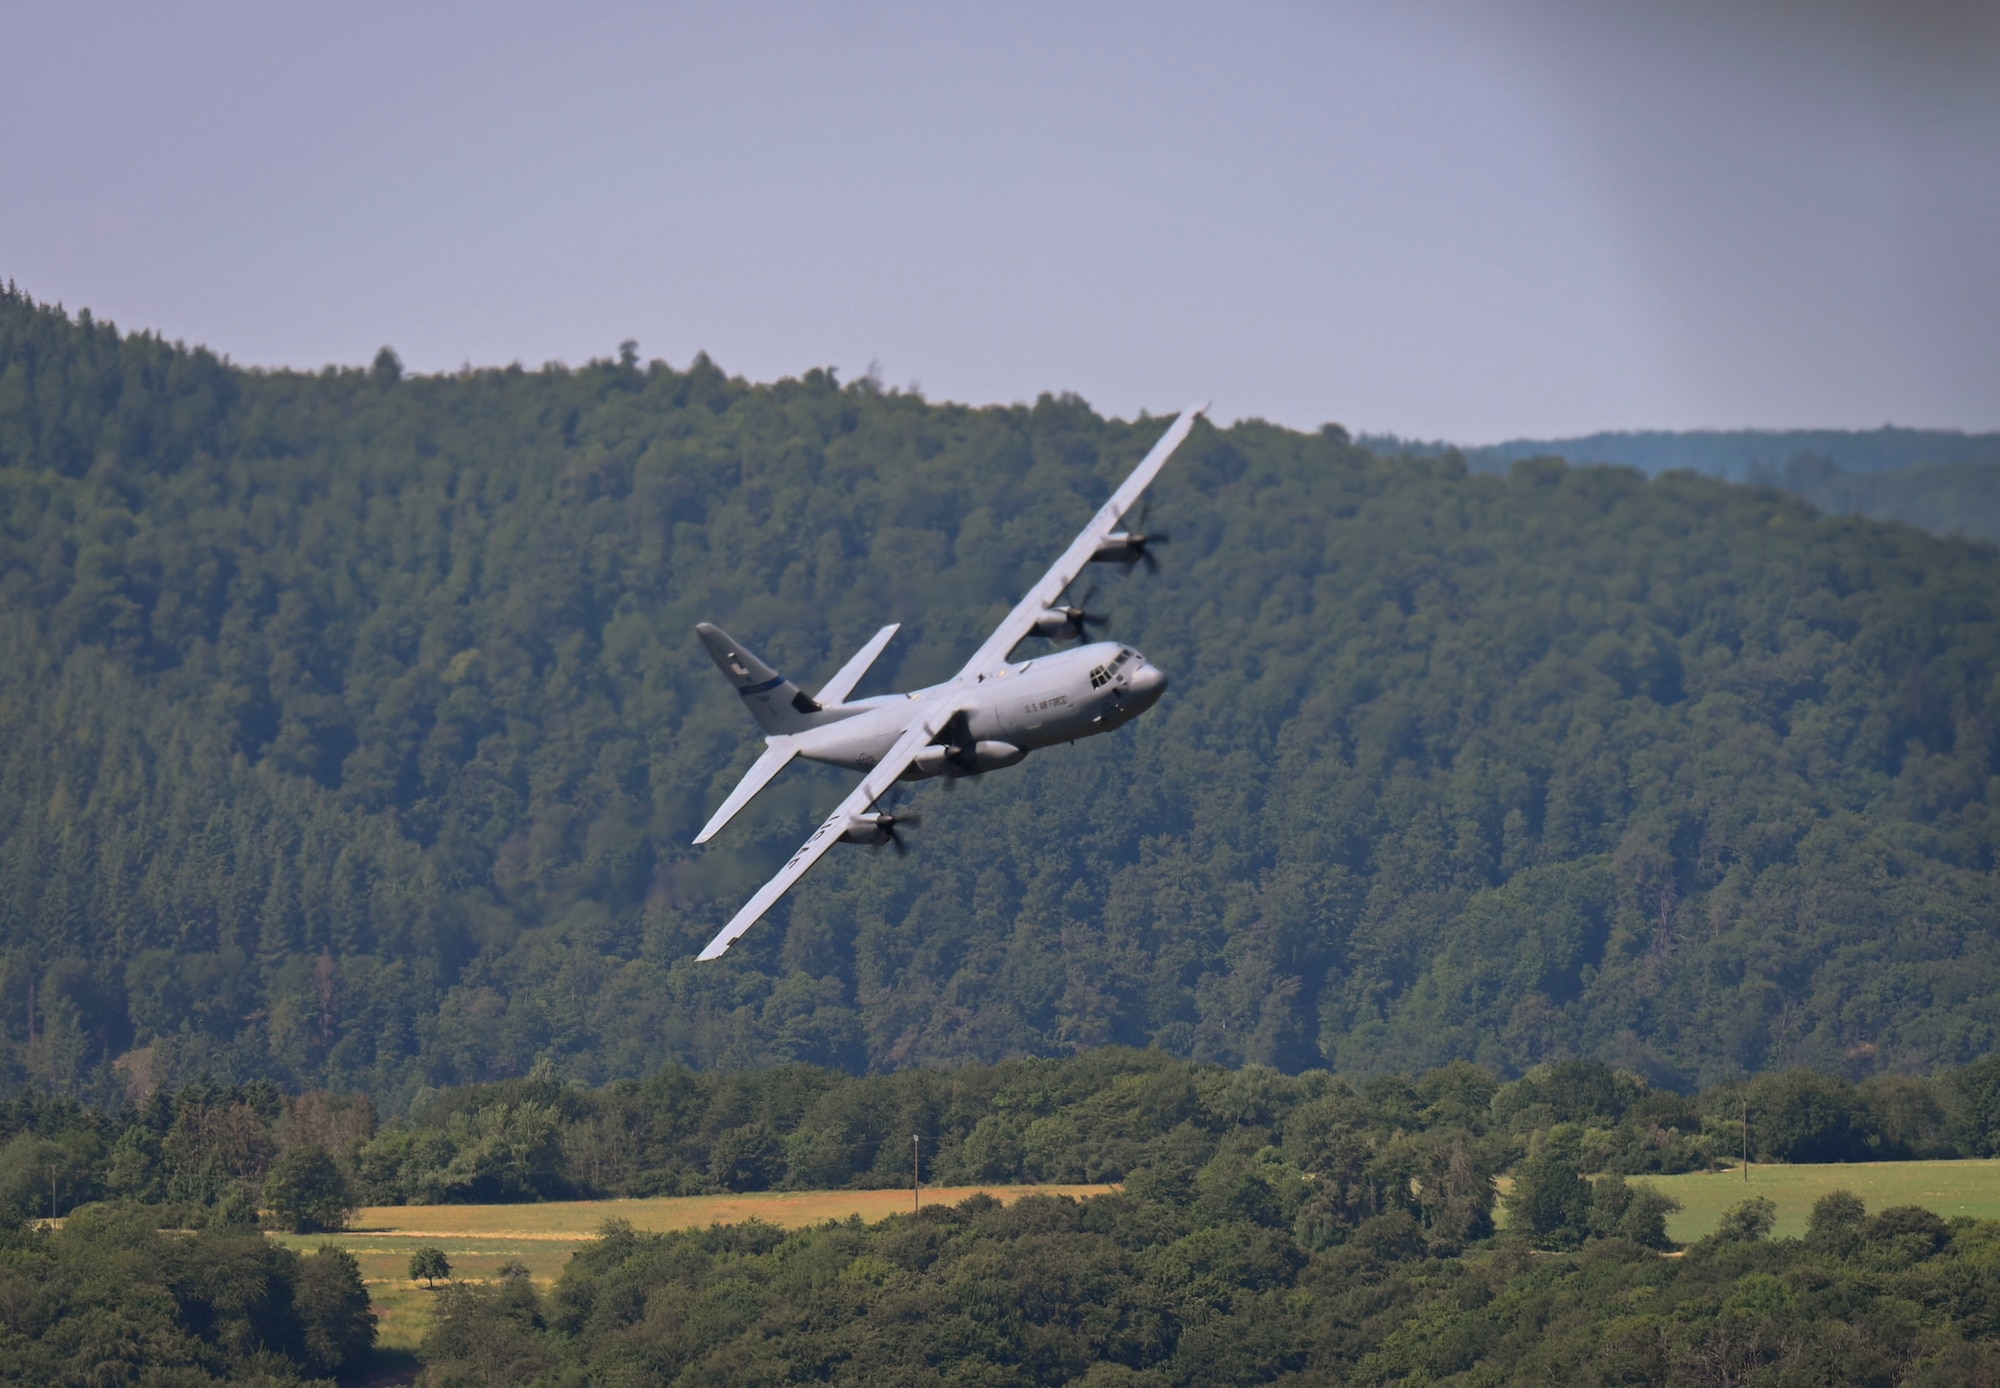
[16,1052,2000,1223]
[3,285,1999,1105]
[420,1180,2000,1384]
[19,1052,2000,1384]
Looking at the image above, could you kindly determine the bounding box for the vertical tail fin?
[695,624,829,735]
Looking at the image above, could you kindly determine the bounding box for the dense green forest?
[2,284,1998,1109]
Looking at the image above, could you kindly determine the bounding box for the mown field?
[268,1184,1115,1349]
[1648,1159,2000,1243]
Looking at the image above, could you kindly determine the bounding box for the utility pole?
[1743,1099,1750,1182]
[913,1134,922,1213]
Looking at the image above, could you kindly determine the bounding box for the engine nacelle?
[1029,609,1072,637]
[908,740,1027,778]
[1090,531,1142,562]
[839,813,892,846]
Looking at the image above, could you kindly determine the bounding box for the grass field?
[1645,1160,2000,1244]
[268,1184,1114,1351]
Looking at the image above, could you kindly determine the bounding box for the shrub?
[1713,1196,1777,1243]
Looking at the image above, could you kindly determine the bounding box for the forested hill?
[1370,427,2000,482]
[1368,428,2000,544]
[2,286,1997,1110]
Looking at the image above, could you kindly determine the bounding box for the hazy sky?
[5,2,1995,440]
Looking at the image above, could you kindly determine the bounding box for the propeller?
[1054,583,1108,641]
[938,710,975,787]
[872,788,920,854]
[1127,502,1170,574]
[1091,502,1171,572]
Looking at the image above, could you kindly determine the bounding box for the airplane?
[690,402,1207,960]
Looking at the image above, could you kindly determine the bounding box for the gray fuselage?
[790,641,1167,777]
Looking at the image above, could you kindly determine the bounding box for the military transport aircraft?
[690,403,1207,960]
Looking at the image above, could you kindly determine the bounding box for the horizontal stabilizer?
[693,739,800,845]
[816,624,900,705]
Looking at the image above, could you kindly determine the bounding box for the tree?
[263,1144,356,1233]
[1413,1132,1496,1247]
[1744,1070,1870,1163]
[1508,1151,1591,1249]
[1948,1056,2000,1156]
[294,1244,376,1376]
[1587,1174,1681,1249]
[707,1122,781,1192]
[1807,1188,1867,1255]
[410,1245,452,1286]
[422,1277,554,1383]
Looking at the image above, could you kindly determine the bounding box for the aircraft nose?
[1127,663,1167,703]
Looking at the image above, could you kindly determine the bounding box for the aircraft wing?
[955,402,1207,680]
[695,700,964,960]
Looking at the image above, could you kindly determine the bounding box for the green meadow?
[1488,1159,2000,1245]
[1647,1159,2000,1243]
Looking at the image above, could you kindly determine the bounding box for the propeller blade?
[889,828,909,856]
[1060,581,1108,640]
